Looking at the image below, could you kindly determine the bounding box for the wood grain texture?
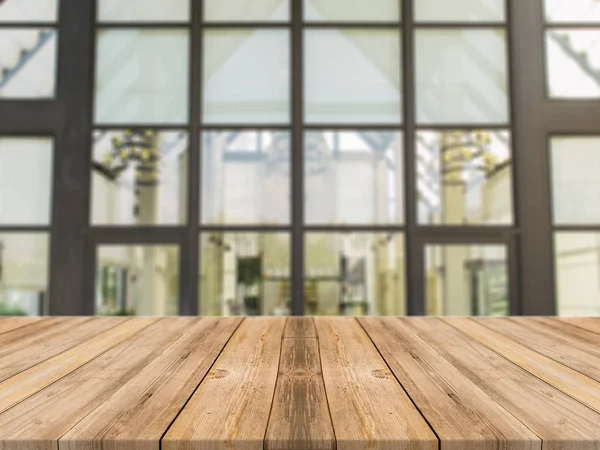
[359,317,540,450]
[0,317,44,335]
[475,317,600,383]
[265,318,335,450]
[448,317,600,415]
[0,317,155,414]
[559,318,600,335]
[0,318,192,450]
[315,317,438,450]
[60,317,242,450]
[284,317,317,338]
[432,317,600,449]
[0,317,101,382]
[162,317,285,450]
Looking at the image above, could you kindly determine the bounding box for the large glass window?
[305,130,404,225]
[305,233,406,316]
[425,244,509,316]
[305,29,402,124]
[0,138,52,316]
[96,245,179,316]
[200,233,290,316]
[203,29,290,124]
[0,0,529,317]
[94,29,189,124]
[0,0,58,100]
[415,29,509,124]
[551,137,600,316]
[202,130,290,225]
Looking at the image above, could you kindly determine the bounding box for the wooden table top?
[0,317,600,449]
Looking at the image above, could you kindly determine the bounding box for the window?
[0,138,53,316]
[551,137,600,316]
[0,0,58,98]
[544,0,600,98]
[2,0,574,317]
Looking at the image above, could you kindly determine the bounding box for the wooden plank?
[265,318,335,450]
[284,317,317,338]
[60,317,242,450]
[0,317,156,414]
[315,317,438,450]
[423,317,600,449]
[0,317,44,335]
[446,317,600,414]
[552,318,600,336]
[162,317,285,450]
[359,317,540,450]
[0,317,80,349]
[0,317,194,450]
[0,317,128,383]
[475,317,600,383]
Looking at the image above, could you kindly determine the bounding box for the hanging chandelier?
[440,130,499,186]
[104,129,160,187]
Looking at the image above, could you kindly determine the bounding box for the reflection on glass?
[91,130,188,226]
[555,233,600,317]
[0,0,58,22]
[415,29,508,124]
[205,0,289,22]
[425,244,508,316]
[202,131,290,225]
[304,0,400,22]
[0,234,49,316]
[200,233,290,316]
[0,138,53,225]
[203,29,290,124]
[98,0,189,22]
[546,30,600,98]
[415,0,504,22]
[305,29,402,124]
[95,29,189,124]
[417,130,513,225]
[305,131,403,225]
[545,0,600,23]
[305,233,405,316]
[550,137,600,224]
[0,29,57,98]
[96,245,179,316]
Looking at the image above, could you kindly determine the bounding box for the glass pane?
[304,0,400,22]
[0,0,58,22]
[91,130,188,226]
[555,233,600,317]
[0,138,53,225]
[0,234,49,316]
[202,131,290,225]
[305,29,401,124]
[205,0,289,22]
[200,233,290,316]
[545,0,600,23]
[417,130,513,225]
[415,0,504,22]
[415,29,508,124]
[550,137,600,225]
[95,29,189,124]
[425,244,508,316]
[203,29,289,124]
[305,233,405,316]
[305,131,403,225]
[96,245,179,316]
[0,29,57,98]
[98,0,189,22]
[546,30,600,98]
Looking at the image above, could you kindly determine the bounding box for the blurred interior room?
[0,0,599,317]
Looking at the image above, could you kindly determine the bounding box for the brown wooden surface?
[0,316,600,449]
